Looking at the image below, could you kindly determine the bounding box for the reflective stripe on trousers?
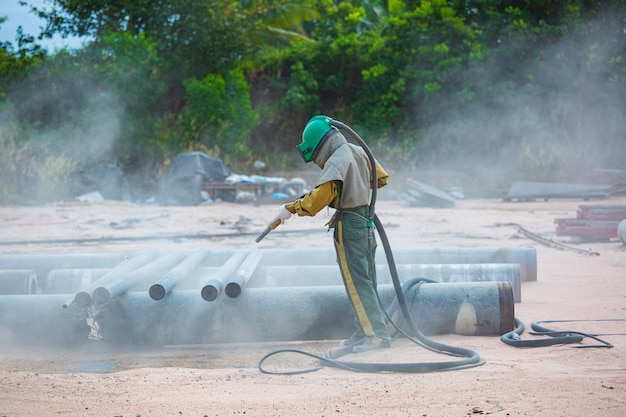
[333,211,389,344]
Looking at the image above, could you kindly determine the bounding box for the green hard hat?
[296,115,333,163]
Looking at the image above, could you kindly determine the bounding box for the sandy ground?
[1,195,625,417]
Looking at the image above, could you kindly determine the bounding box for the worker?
[274,115,392,353]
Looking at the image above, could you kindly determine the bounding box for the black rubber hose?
[531,320,614,348]
[501,318,615,348]
[373,213,483,363]
[259,264,485,373]
[501,318,583,347]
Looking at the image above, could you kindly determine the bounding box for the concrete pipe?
[619,219,626,245]
[224,249,263,298]
[208,247,537,282]
[92,251,188,304]
[149,250,210,300]
[252,263,521,302]
[65,249,160,308]
[0,253,126,283]
[385,247,537,282]
[0,270,38,295]
[93,281,514,346]
[0,294,90,346]
[45,269,110,294]
[200,252,249,301]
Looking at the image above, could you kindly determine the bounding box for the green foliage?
[241,0,320,42]
[0,26,44,108]
[0,132,33,204]
[1,0,625,199]
[34,153,77,202]
[176,68,258,167]
[88,32,164,115]
[0,131,76,204]
[283,61,320,112]
[42,0,252,75]
[3,32,166,178]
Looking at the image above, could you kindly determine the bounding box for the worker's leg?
[334,214,390,346]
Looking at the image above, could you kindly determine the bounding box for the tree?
[35,0,254,114]
[240,0,319,44]
[175,68,258,166]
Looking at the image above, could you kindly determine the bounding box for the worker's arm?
[376,162,389,189]
[285,181,338,216]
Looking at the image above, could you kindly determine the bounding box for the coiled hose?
[501,319,615,348]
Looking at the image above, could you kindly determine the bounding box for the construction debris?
[157,152,307,205]
[400,178,456,208]
[554,205,626,242]
[503,222,600,256]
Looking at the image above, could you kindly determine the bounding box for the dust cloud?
[404,12,626,195]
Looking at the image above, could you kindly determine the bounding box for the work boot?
[352,337,391,353]
[339,333,366,347]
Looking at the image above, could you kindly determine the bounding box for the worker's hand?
[276,204,293,224]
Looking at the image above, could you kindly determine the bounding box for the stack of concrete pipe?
[0,246,535,347]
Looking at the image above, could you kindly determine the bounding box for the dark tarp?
[159,152,231,206]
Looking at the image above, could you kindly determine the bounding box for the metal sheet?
[505,181,610,201]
